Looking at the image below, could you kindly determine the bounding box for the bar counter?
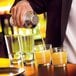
[20,64,76,76]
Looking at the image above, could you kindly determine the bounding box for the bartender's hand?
[11,0,33,27]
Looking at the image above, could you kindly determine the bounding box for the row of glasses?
[4,31,40,76]
[34,44,67,67]
[4,33,35,75]
[5,33,68,67]
[5,33,68,75]
[4,29,34,66]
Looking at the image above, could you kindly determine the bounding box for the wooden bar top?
[20,64,76,76]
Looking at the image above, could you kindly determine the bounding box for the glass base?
[53,64,66,67]
[24,60,34,66]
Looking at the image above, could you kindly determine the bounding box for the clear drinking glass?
[51,47,67,67]
[18,28,34,65]
[34,44,52,65]
[5,34,24,68]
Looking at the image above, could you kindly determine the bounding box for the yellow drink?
[35,51,44,64]
[44,50,51,64]
[34,50,51,64]
[52,52,67,66]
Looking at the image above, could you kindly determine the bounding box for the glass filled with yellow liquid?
[51,47,67,67]
[34,44,52,65]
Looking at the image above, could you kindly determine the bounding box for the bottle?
[24,11,39,28]
[10,11,39,28]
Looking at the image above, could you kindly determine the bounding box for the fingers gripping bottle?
[10,11,39,28]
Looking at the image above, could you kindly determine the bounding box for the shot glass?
[51,47,67,67]
[5,35,24,68]
[34,44,52,65]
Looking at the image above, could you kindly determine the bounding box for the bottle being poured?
[10,11,39,28]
